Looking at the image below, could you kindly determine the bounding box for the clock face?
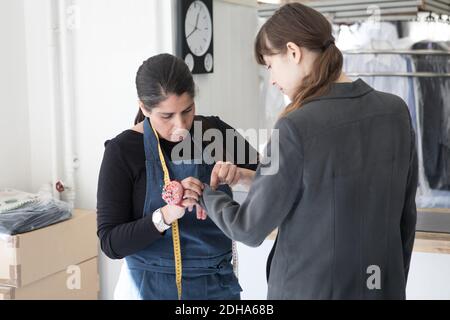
[184,1,212,57]
[184,53,194,72]
[204,53,213,72]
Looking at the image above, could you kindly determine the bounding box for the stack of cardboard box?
[0,209,99,300]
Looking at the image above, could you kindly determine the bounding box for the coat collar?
[306,79,374,103]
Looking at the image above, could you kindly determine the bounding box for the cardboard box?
[0,257,99,300]
[0,209,98,287]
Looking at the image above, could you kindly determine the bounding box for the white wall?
[22,0,66,197]
[193,0,260,131]
[73,0,174,211]
[0,0,31,191]
[407,252,450,300]
[237,241,272,299]
[71,0,174,300]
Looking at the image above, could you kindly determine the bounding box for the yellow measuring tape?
[151,125,183,300]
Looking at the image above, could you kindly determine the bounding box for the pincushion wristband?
[162,180,185,206]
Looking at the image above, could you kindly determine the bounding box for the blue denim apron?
[125,118,242,300]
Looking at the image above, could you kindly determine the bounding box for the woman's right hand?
[161,177,207,224]
[180,177,207,220]
[161,198,198,225]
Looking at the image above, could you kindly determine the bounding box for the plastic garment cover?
[343,53,417,130]
[336,21,399,51]
[0,189,72,235]
[412,42,450,191]
[341,35,450,206]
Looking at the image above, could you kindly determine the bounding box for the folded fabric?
[0,189,72,235]
[0,189,40,214]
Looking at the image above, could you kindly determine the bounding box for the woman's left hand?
[210,161,241,190]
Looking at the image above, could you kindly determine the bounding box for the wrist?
[238,168,255,186]
[160,205,173,225]
[152,207,171,232]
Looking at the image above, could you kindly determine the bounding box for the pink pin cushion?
[162,180,184,206]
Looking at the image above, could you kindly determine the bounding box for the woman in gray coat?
[199,3,418,300]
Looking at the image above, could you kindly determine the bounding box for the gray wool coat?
[200,79,418,300]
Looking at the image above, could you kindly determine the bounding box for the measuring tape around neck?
[151,124,183,300]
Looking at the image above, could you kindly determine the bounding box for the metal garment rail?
[346,72,450,77]
[343,49,450,76]
[342,49,450,55]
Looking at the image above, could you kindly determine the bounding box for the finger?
[183,190,199,201]
[218,163,230,183]
[201,208,208,220]
[183,177,204,190]
[196,204,207,220]
[193,177,205,190]
[225,164,237,185]
[182,181,203,196]
[181,198,198,209]
[231,168,241,186]
[210,163,222,190]
[195,204,202,220]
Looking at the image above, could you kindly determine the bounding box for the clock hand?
[187,10,201,40]
[186,27,197,39]
[195,11,200,30]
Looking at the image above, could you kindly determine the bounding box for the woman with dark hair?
[96,53,258,300]
[200,3,418,299]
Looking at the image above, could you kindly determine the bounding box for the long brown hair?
[254,3,343,117]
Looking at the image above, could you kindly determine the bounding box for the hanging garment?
[412,41,450,190]
[411,54,450,207]
[405,56,417,132]
[343,53,417,130]
[336,21,399,50]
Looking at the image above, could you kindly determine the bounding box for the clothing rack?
[258,0,450,23]
[346,72,450,77]
[342,49,450,55]
[343,49,450,76]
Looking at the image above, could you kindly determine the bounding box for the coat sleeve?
[200,117,304,247]
[400,128,418,280]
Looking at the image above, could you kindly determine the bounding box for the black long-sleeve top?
[96,116,259,259]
